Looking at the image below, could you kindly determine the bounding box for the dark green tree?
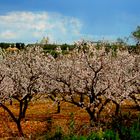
[132,26,140,45]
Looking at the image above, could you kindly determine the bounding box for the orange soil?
[0,99,139,138]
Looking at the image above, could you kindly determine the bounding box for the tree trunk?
[112,101,120,116]
[86,108,97,127]
[135,102,140,110]
[21,99,28,118]
[89,115,97,127]
[0,103,24,137]
[16,120,24,137]
[57,101,60,113]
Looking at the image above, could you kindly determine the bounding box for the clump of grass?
[40,114,140,140]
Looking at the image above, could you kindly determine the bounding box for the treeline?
[0,42,25,49]
[0,42,140,56]
[0,42,75,50]
[102,43,140,55]
[43,43,76,58]
[0,42,76,58]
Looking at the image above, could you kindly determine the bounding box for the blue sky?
[0,0,139,44]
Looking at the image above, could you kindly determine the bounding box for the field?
[0,99,139,139]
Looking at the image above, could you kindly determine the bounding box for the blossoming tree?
[45,41,112,126]
[45,41,140,126]
[0,46,49,136]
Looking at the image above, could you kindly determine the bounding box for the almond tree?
[46,41,140,126]
[0,46,49,136]
[45,41,113,126]
[127,55,140,110]
[103,49,139,115]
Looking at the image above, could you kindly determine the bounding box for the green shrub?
[129,118,140,140]
[40,114,140,140]
[104,130,119,140]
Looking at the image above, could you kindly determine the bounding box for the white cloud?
[0,11,83,43]
[0,30,17,39]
